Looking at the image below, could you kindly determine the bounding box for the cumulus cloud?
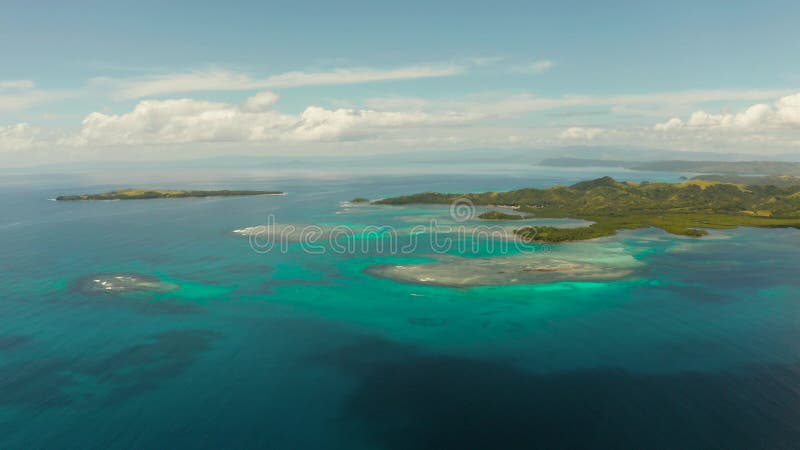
[0,123,43,151]
[559,127,607,140]
[653,117,683,131]
[109,64,465,99]
[74,99,276,145]
[241,91,280,112]
[70,91,475,146]
[775,93,800,124]
[6,84,800,156]
[654,92,800,131]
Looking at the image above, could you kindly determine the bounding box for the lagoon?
[1,168,799,448]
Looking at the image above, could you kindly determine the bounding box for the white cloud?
[0,79,76,111]
[654,92,800,131]
[362,89,793,121]
[0,123,43,151]
[512,60,555,75]
[6,86,800,157]
[559,126,607,140]
[0,90,74,111]
[569,92,800,153]
[467,56,507,67]
[242,91,280,112]
[262,65,463,88]
[775,93,800,125]
[654,117,683,131]
[105,71,255,100]
[70,91,475,146]
[109,64,465,99]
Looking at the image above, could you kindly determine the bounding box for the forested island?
[376,177,800,242]
[477,211,529,220]
[56,189,285,201]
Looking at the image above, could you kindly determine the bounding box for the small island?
[478,211,529,221]
[56,189,285,201]
[376,177,800,242]
[350,197,370,203]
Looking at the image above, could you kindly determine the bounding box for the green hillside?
[377,177,800,241]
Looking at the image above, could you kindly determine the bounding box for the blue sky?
[1,0,799,162]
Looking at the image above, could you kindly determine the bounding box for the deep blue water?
[1,167,799,449]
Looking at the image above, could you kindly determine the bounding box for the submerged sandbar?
[366,243,641,287]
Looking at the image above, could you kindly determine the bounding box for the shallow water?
[1,168,799,449]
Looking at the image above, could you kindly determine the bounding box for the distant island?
[376,177,800,242]
[350,197,370,203]
[687,174,800,187]
[56,189,285,201]
[539,158,800,177]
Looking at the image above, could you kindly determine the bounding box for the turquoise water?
[1,169,800,449]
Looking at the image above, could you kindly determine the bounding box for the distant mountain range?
[539,158,800,177]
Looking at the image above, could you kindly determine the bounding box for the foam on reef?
[76,273,179,294]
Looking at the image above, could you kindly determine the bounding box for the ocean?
[1,165,799,449]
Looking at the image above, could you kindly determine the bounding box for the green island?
[477,211,530,220]
[376,176,800,242]
[56,189,285,201]
[350,197,371,203]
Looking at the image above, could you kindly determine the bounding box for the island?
[542,157,800,186]
[376,177,800,242]
[56,189,285,201]
[539,158,800,176]
[477,211,529,220]
[350,197,370,203]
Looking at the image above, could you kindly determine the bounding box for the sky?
[1,0,800,165]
